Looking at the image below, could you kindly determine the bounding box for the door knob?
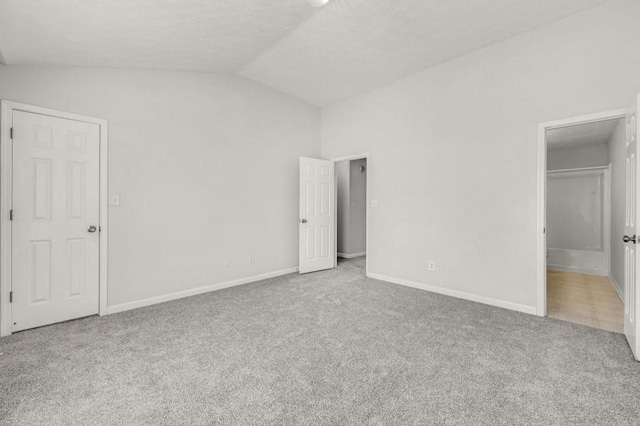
[300,219,307,224]
[87,225,97,233]
[623,235,636,244]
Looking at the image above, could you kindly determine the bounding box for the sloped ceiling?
[0,0,608,106]
[0,0,316,72]
[547,119,623,150]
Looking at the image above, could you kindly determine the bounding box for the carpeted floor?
[1,257,640,425]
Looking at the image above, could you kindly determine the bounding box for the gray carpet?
[1,257,640,425]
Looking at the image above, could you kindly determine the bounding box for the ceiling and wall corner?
[0,0,609,106]
[0,0,317,73]
[239,0,609,106]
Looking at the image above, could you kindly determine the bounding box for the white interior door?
[11,110,100,332]
[624,95,640,359]
[299,157,335,274]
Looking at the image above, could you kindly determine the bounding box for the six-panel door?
[299,157,335,274]
[11,111,100,332]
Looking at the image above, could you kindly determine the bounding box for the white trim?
[547,266,608,276]
[609,274,624,303]
[547,165,610,174]
[0,100,109,337]
[368,272,537,315]
[537,108,628,318]
[605,165,612,277]
[0,102,11,337]
[337,252,366,259]
[330,153,369,276]
[107,267,298,315]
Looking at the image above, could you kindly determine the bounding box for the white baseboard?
[107,267,299,315]
[609,274,624,302]
[367,272,537,315]
[337,252,366,259]
[547,265,608,276]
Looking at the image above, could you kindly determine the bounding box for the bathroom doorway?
[544,116,625,332]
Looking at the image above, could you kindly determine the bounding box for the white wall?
[547,144,608,171]
[321,0,640,312]
[608,119,627,297]
[0,65,320,308]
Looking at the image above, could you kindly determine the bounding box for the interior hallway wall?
[336,161,351,255]
[348,159,367,256]
[0,65,321,309]
[547,144,608,171]
[336,159,367,257]
[608,119,627,298]
[320,0,640,312]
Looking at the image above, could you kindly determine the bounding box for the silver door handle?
[87,225,97,233]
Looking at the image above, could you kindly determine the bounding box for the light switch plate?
[110,194,120,206]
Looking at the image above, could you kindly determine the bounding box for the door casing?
[0,100,109,337]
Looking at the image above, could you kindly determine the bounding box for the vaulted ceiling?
[0,0,608,106]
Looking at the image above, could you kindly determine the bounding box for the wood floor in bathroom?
[547,269,623,333]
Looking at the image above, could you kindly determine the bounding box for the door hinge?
[9,291,12,303]
[10,127,13,139]
[9,209,13,221]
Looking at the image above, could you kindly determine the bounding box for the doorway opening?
[333,155,368,275]
[538,110,627,333]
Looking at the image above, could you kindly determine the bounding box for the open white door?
[299,157,335,274]
[624,94,640,359]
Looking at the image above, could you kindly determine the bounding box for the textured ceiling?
[240,0,608,105]
[0,0,609,106]
[547,119,623,150]
[0,0,316,72]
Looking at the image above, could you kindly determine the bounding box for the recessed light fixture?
[307,0,330,7]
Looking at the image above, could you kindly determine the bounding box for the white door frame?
[331,153,369,276]
[537,109,628,316]
[0,100,109,337]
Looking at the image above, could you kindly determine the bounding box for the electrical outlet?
[249,254,255,264]
[224,258,231,268]
[428,261,436,271]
